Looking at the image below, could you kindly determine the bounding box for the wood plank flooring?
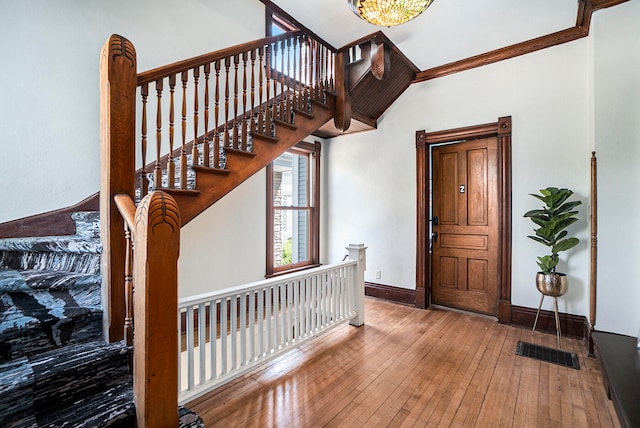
[188,297,619,427]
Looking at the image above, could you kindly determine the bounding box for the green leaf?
[536,255,558,275]
[553,237,579,253]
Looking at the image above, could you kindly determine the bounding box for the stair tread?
[0,236,101,254]
[35,376,134,428]
[0,269,101,292]
[0,340,131,427]
[0,286,102,362]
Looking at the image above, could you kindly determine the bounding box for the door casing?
[415,116,512,324]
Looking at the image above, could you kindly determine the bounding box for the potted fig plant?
[524,187,582,297]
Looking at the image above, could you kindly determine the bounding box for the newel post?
[100,34,137,342]
[133,191,180,427]
[347,244,367,326]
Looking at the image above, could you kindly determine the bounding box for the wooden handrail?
[137,31,303,85]
[114,194,136,234]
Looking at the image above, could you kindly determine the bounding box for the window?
[266,142,320,276]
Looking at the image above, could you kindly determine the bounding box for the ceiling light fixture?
[348,0,434,27]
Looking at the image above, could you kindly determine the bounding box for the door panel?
[431,137,498,315]
[439,152,459,225]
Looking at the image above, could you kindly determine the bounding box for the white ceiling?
[269,0,579,70]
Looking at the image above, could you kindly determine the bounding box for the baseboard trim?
[365,282,416,306]
[511,304,589,341]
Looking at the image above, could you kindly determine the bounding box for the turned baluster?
[306,36,312,107]
[202,64,211,167]
[250,49,257,135]
[323,44,329,95]
[257,47,264,134]
[285,37,292,122]
[154,79,163,189]
[308,39,314,101]
[317,43,323,99]
[300,36,309,111]
[315,41,322,100]
[203,64,211,167]
[280,39,287,122]
[265,45,272,135]
[272,41,279,125]
[180,71,189,189]
[191,66,200,166]
[168,75,176,188]
[330,50,335,92]
[294,36,300,112]
[232,55,239,150]
[223,57,231,149]
[213,60,221,168]
[310,39,317,101]
[123,226,134,348]
[241,51,248,151]
[140,83,149,197]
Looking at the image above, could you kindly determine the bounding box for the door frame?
[415,116,512,324]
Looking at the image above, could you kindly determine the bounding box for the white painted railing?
[177,244,366,404]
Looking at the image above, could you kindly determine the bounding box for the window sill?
[266,263,322,279]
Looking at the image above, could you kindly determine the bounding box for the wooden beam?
[414,27,586,83]
[414,0,630,83]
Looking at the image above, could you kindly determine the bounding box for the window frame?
[266,141,321,277]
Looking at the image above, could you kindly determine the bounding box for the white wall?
[179,172,266,298]
[325,39,592,317]
[592,1,640,336]
[0,0,265,223]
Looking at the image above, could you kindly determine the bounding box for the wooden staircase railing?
[100,31,340,427]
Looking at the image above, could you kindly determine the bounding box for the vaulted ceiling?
[263,0,626,75]
[265,0,580,71]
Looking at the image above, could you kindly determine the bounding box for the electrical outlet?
[375,270,382,279]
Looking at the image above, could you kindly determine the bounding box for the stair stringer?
[168,97,335,227]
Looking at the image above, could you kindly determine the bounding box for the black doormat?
[515,341,580,370]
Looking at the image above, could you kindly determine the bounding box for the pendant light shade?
[348,0,434,27]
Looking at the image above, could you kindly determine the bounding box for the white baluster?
[210,300,217,379]
[220,299,227,374]
[231,294,238,370]
[186,306,195,391]
[249,291,255,362]
[258,289,264,357]
[198,302,206,385]
[240,292,247,366]
[178,309,183,392]
[266,287,272,353]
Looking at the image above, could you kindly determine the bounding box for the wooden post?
[590,152,597,331]
[133,191,180,427]
[347,244,367,327]
[100,34,137,342]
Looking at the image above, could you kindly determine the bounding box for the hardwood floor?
[188,297,619,427]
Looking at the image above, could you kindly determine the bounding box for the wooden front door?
[431,137,499,315]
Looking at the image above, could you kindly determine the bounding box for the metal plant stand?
[531,272,568,347]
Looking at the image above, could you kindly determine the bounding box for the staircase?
[0,214,204,426]
[0,212,102,363]
[0,29,342,426]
